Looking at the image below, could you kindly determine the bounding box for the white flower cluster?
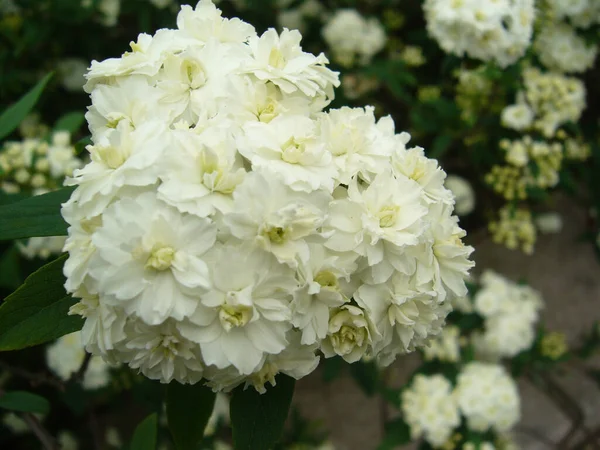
[401,374,460,447]
[46,331,112,390]
[322,9,387,67]
[502,68,586,138]
[422,324,461,363]
[454,362,520,433]
[534,22,598,74]
[473,270,543,360]
[546,0,600,29]
[402,363,520,448]
[63,0,473,391]
[0,130,81,259]
[423,0,535,67]
[445,175,475,216]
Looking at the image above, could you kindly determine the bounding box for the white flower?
[240,115,337,192]
[57,58,88,92]
[455,362,520,433]
[178,245,296,375]
[322,9,387,67]
[18,236,66,260]
[535,22,598,73]
[46,332,112,390]
[245,28,340,98]
[444,175,475,216]
[292,244,357,345]
[501,103,534,131]
[535,212,563,234]
[223,172,331,266]
[401,374,460,447]
[355,271,451,366]
[423,0,536,67]
[321,304,377,363]
[318,106,395,185]
[422,325,461,362]
[89,192,216,325]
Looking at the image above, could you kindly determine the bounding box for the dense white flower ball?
[422,324,461,362]
[423,0,535,67]
[546,0,600,29]
[472,270,542,360]
[63,0,473,391]
[455,362,520,433]
[46,331,112,389]
[322,9,387,67]
[445,175,475,216]
[401,374,460,447]
[534,22,598,73]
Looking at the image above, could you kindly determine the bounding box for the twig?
[569,424,600,450]
[88,408,103,450]
[22,413,59,450]
[0,360,65,391]
[69,353,92,384]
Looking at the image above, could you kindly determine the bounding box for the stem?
[22,413,59,450]
[0,360,64,391]
[69,353,91,384]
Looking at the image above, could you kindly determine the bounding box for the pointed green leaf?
[166,382,216,450]
[377,419,412,450]
[0,391,50,415]
[231,374,295,450]
[0,254,82,351]
[54,112,85,134]
[130,413,158,450]
[0,187,74,241]
[0,73,53,141]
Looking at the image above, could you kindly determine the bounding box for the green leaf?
[0,391,50,415]
[377,419,412,450]
[0,254,82,351]
[231,374,295,450]
[166,382,216,450]
[430,134,453,159]
[130,413,158,450]
[349,360,379,396]
[0,187,74,241]
[54,112,85,134]
[75,136,92,155]
[0,245,22,290]
[0,73,53,141]
[322,356,344,383]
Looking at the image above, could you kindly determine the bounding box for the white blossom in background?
[423,0,535,67]
[501,102,534,131]
[455,362,520,433]
[444,175,475,216]
[58,431,79,450]
[546,0,600,29]
[57,58,89,92]
[64,0,474,392]
[99,0,120,27]
[18,236,67,260]
[472,270,543,360]
[534,22,598,74]
[401,374,460,447]
[277,0,324,34]
[46,331,112,390]
[422,325,461,362]
[535,212,563,234]
[322,9,387,67]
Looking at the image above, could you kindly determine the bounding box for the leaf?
[429,134,453,159]
[377,419,412,450]
[0,187,74,241]
[349,360,379,396]
[166,382,216,450]
[75,136,92,155]
[322,356,344,383]
[0,245,22,289]
[130,413,158,450]
[0,254,82,351]
[231,374,295,450]
[0,73,53,141]
[0,391,50,415]
[54,112,85,134]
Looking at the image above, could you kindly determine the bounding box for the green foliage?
[54,111,86,134]
[0,390,50,415]
[349,360,380,396]
[130,413,158,450]
[0,73,53,141]
[0,245,22,290]
[230,375,296,450]
[0,187,74,241]
[377,418,412,450]
[166,382,216,450]
[0,254,82,351]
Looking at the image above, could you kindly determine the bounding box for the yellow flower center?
[378,206,399,228]
[145,245,176,271]
[315,270,339,289]
[219,303,253,331]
